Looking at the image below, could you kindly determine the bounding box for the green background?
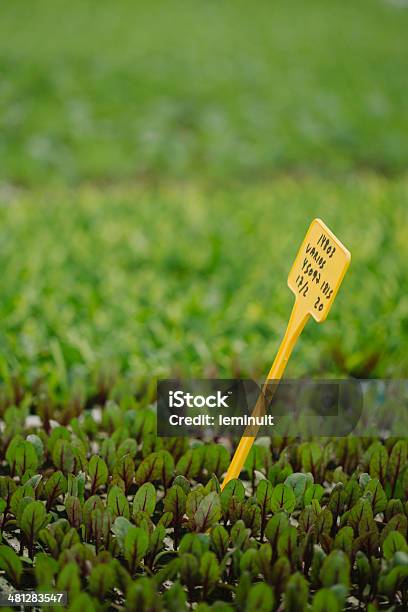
[1,0,407,386]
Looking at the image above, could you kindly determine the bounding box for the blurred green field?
[1,0,408,184]
[1,176,407,387]
[0,0,407,387]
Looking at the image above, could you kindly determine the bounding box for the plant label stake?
[221,218,351,490]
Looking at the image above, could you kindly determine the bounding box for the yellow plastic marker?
[221,218,351,490]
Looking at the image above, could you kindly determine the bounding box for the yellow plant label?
[221,218,351,489]
[287,218,351,322]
